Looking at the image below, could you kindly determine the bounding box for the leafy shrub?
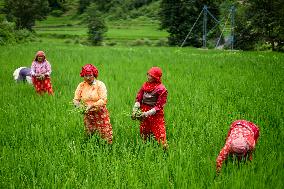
[155,38,168,46]
[50,9,64,17]
[14,29,38,43]
[130,38,153,46]
[0,16,38,45]
[64,39,72,44]
[255,41,272,51]
[0,18,16,45]
[106,41,117,46]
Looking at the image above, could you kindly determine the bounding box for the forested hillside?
[1,0,283,51]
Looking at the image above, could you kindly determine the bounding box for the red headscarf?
[143,67,163,92]
[148,67,162,82]
[80,64,99,78]
[34,51,46,62]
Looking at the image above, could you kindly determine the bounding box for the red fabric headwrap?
[148,67,162,82]
[80,64,99,78]
[143,67,163,92]
[34,51,46,62]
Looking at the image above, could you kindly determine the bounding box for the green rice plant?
[68,101,87,115]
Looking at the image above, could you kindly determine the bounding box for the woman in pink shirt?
[132,67,168,149]
[73,64,113,144]
[31,51,54,95]
[216,120,260,173]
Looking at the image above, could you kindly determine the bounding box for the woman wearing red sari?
[31,51,54,95]
[73,64,113,144]
[132,67,168,149]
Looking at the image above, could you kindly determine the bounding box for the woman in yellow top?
[73,64,113,144]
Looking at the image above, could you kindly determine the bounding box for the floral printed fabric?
[80,64,99,78]
[32,76,53,95]
[135,82,168,144]
[31,61,51,76]
[74,80,112,143]
[140,104,166,144]
[84,107,113,144]
[216,120,260,170]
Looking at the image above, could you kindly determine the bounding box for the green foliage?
[4,0,50,30]
[86,3,107,46]
[78,0,92,14]
[50,9,64,17]
[15,29,38,43]
[0,16,38,45]
[234,0,284,51]
[48,0,71,12]
[78,0,160,21]
[160,0,220,47]
[0,17,15,45]
[128,0,161,19]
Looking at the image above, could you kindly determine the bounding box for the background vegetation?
[0,0,283,50]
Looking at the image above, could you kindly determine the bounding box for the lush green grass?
[0,43,283,188]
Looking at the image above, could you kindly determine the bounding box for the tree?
[160,0,220,47]
[246,0,284,51]
[48,0,71,12]
[4,0,50,30]
[78,0,92,14]
[234,0,284,51]
[87,3,107,46]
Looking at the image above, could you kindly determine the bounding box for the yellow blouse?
[73,80,107,108]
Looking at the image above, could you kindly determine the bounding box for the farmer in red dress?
[31,51,54,95]
[73,64,113,144]
[216,120,260,173]
[132,67,168,149]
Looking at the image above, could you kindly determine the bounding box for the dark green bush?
[50,9,64,17]
[0,18,16,45]
[15,29,37,43]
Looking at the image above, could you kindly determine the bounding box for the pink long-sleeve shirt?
[31,60,51,76]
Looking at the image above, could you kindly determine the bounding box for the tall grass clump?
[0,43,283,188]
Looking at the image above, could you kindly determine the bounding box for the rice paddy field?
[0,43,283,188]
[34,16,168,45]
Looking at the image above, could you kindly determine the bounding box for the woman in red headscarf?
[216,120,260,173]
[132,67,168,149]
[31,51,54,95]
[73,64,113,144]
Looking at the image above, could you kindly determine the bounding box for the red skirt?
[140,104,167,144]
[32,76,53,95]
[84,106,113,144]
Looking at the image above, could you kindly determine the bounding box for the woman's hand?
[37,74,45,80]
[86,105,93,112]
[73,100,81,108]
[86,105,99,112]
